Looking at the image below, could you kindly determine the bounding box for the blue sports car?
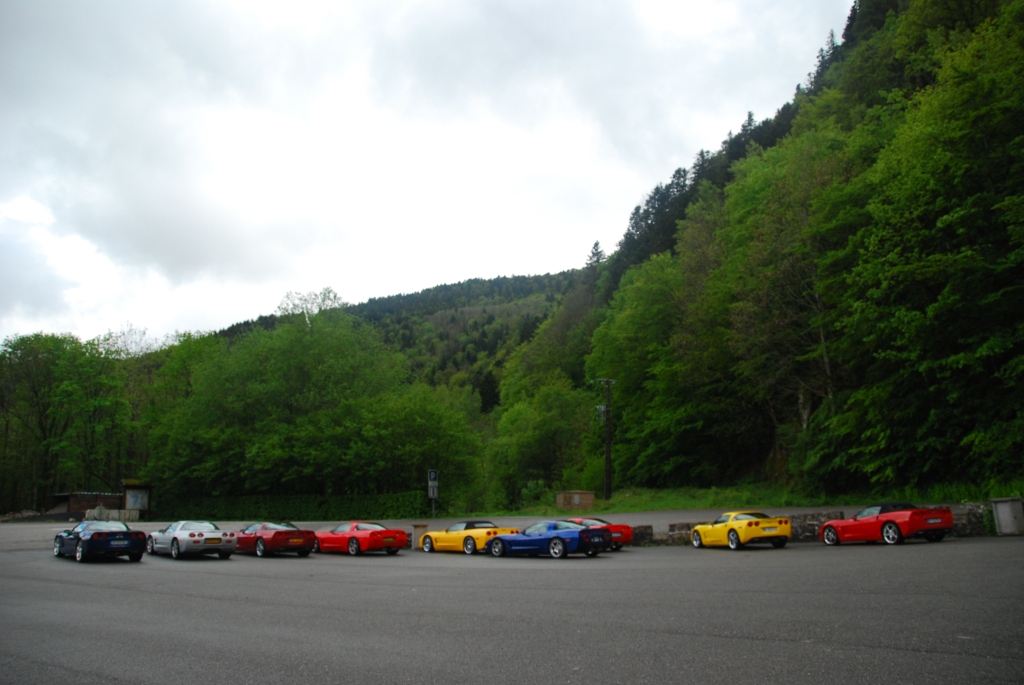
[54,521,147,563]
[487,520,609,559]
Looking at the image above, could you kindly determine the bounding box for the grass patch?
[457,479,1024,518]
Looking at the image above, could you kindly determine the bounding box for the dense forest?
[2,0,1023,515]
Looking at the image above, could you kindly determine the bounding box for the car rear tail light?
[754,521,759,526]
[747,522,753,527]
[96,533,107,539]
[189,533,196,538]
[229,533,234,537]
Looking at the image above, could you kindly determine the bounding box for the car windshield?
[85,521,129,532]
[523,523,549,535]
[357,523,386,531]
[183,521,219,531]
[555,521,585,530]
[855,506,882,519]
[265,523,298,531]
[734,513,770,520]
[580,519,608,526]
[471,522,496,528]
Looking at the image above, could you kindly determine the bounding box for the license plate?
[289,538,303,544]
[383,537,395,542]
[763,527,777,532]
[205,538,222,544]
[926,518,941,524]
[612,532,622,537]
[110,540,128,546]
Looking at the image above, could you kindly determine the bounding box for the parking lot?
[1,523,1022,684]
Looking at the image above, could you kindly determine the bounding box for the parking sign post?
[428,469,439,517]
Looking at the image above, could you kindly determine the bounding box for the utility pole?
[595,378,615,500]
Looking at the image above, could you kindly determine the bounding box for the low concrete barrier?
[630,525,653,545]
[84,506,139,522]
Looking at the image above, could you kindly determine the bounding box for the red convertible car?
[314,522,408,555]
[819,502,954,545]
[564,517,633,550]
[236,522,316,557]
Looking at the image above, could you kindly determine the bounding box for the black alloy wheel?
[881,522,905,545]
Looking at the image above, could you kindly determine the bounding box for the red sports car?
[314,522,408,556]
[565,517,633,550]
[819,502,954,546]
[236,522,316,557]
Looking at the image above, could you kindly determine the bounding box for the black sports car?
[54,521,147,562]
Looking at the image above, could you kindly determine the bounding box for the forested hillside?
[2,0,1022,515]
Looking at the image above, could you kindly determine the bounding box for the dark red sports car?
[819,502,954,546]
[314,522,408,555]
[565,517,633,550]
[236,522,316,557]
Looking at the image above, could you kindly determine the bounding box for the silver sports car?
[147,520,237,559]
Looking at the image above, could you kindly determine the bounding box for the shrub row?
[151,491,429,522]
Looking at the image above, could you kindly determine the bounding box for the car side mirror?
[61,529,71,535]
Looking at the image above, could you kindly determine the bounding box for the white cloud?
[0,0,853,341]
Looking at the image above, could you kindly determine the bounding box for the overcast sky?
[0,0,852,343]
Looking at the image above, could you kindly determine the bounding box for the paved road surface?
[1,523,1022,684]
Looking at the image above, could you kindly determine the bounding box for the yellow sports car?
[691,511,791,550]
[420,520,520,555]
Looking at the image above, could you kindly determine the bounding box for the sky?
[0,0,853,343]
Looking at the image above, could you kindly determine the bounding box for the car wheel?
[490,539,506,557]
[297,548,311,558]
[882,522,904,545]
[548,538,566,559]
[611,543,623,552]
[146,536,156,555]
[822,526,840,546]
[422,536,434,553]
[463,537,477,555]
[54,537,64,557]
[727,530,743,551]
[171,539,181,559]
[75,541,87,563]
[348,537,361,556]
[385,547,399,556]
[770,538,787,549]
[585,549,600,557]
[128,553,143,562]
[924,532,946,543]
[313,539,321,553]
[218,551,232,559]
[256,539,270,558]
[692,531,704,548]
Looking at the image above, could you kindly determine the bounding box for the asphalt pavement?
[1,522,1022,684]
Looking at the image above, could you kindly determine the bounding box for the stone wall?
[950,503,987,537]
[788,511,845,542]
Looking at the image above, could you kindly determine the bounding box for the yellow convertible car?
[420,520,520,555]
[691,511,791,550]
